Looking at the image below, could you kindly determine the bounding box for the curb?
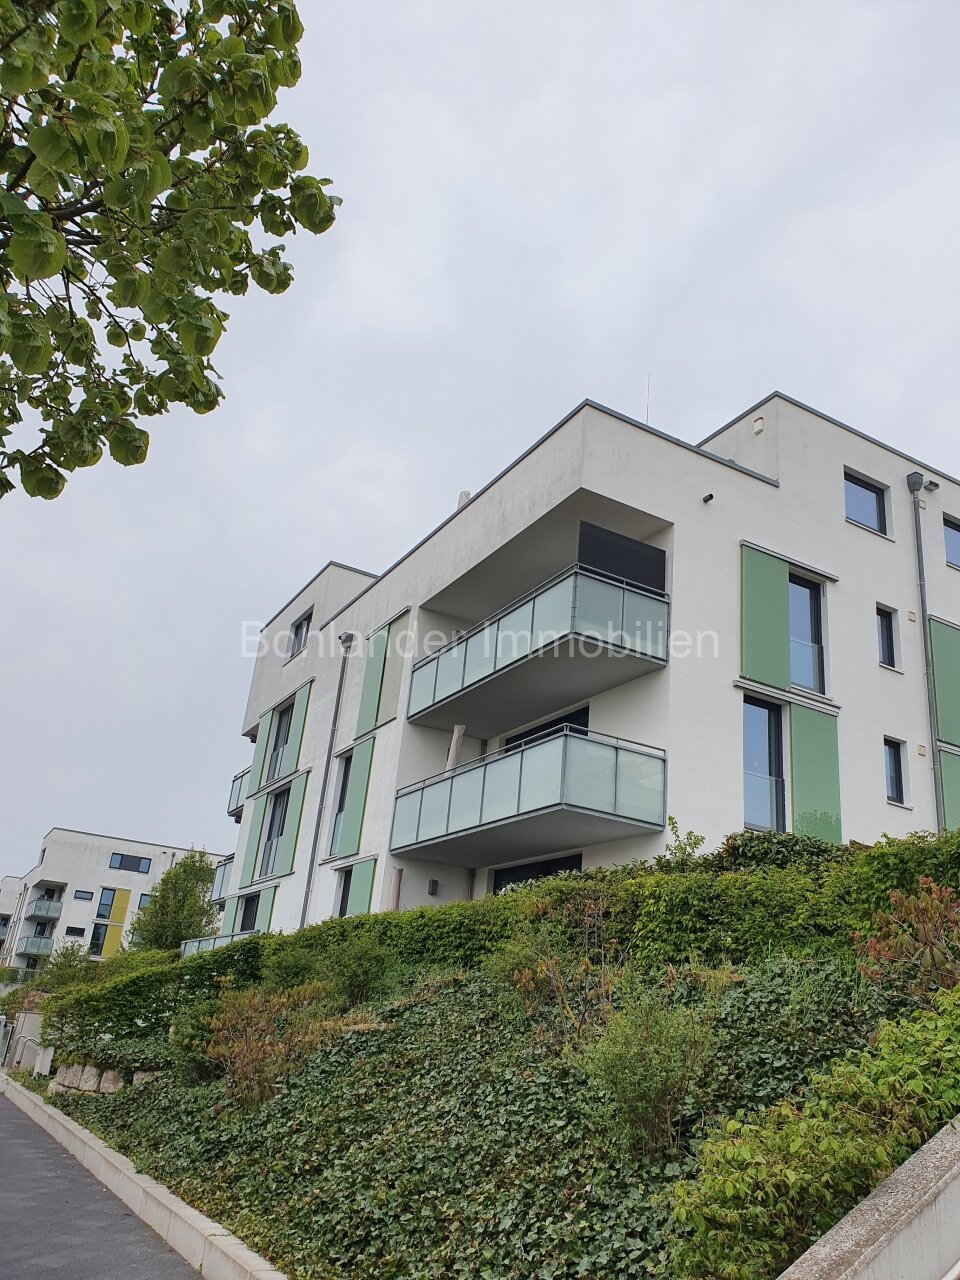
[0,1072,287,1280]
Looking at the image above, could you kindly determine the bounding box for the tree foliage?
[0,0,338,499]
[129,847,216,950]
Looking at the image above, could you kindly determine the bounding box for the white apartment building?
[1,829,221,973]
[204,393,960,944]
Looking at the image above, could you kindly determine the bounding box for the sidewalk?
[0,1095,198,1278]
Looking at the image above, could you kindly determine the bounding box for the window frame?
[64,926,85,938]
[89,922,108,957]
[73,889,94,901]
[337,866,353,918]
[266,701,293,783]
[788,573,824,693]
[95,887,116,920]
[238,893,260,933]
[884,738,905,805]
[945,517,960,570]
[286,609,313,662]
[259,786,290,877]
[330,752,354,855]
[109,851,151,874]
[844,472,887,535]
[743,696,786,833]
[876,606,897,669]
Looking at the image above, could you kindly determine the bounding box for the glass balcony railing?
[391,726,666,860]
[789,638,824,693]
[181,929,258,959]
[15,936,54,958]
[407,565,669,725]
[211,857,234,903]
[228,767,251,819]
[25,898,62,921]
[744,771,785,832]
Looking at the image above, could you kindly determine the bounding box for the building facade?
[0,829,220,974]
[208,393,960,942]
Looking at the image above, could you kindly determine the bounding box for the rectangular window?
[239,893,260,933]
[845,473,887,534]
[64,926,85,938]
[96,887,116,920]
[266,702,293,783]
[788,575,824,692]
[743,697,785,831]
[138,893,151,910]
[34,922,48,937]
[89,923,107,957]
[884,738,905,804]
[259,787,289,877]
[73,889,93,901]
[288,610,312,659]
[109,852,151,874]
[945,518,960,569]
[877,606,896,668]
[337,867,353,918]
[330,753,354,854]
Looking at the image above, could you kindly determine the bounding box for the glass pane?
[743,701,773,775]
[434,642,466,702]
[481,753,522,823]
[744,772,779,830]
[623,590,668,658]
[574,575,623,645]
[789,580,815,644]
[531,578,574,650]
[845,476,883,532]
[418,779,452,841]
[391,791,422,849]
[463,624,497,686]
[448,766,484,832]
[946,522,960,569]
[408,659,438,715]
[496,602,534,669]
[877,611,895,667]
[518,737,564,812]
[616,750,665,824]
[564,736,616,812]
[790,638,822,691]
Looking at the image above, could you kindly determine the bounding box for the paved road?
[0,1095,198,1278]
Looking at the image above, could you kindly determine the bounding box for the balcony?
[211,857,234,904]
[228,767,250,821]
[25,898,62,921]
[390,726,666,867]
[181,929,257,959]
[407,566,669,738]
[15,936,54,958]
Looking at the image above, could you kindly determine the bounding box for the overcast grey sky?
[2,0,959,876]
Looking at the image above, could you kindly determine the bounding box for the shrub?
[129,849,217,951]
[854,877,960,1007]
[703,830,843,874]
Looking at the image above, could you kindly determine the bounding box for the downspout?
[907,470,945,832]
[299,632,356,928]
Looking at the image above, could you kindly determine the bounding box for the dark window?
[884,739,905,804]
[788,575,824,692]
[844,473,886,534]
[492,853,583,893]
[289,611,312,658]
[33,922,48,937]
[239,893,259,933]
[337,868,353,918]
[578,522,666,593]
[109,852,151,874]
[945,519,960,569]
[877,607,896,668]
[89,923,108,957]
[64,926,85,938]
[73,889,93,901]
[743,698,785,831]
[331,755,354,854]
[138,893,151,910]
[259,787,289,877]
[96,887,116,920]
[504,706,589,750]
[266,703,293,782]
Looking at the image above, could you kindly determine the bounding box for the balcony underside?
[391,803,658,868]
[410,641,663,738]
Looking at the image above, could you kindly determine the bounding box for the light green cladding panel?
[248,710,273,793]
[345,858,376,916]
[272,773,309,877]
[356,627,388,736]
[280,683,311,777]
[238,796,267,888]
[377,615,408,726]
[930,620,960,748]
[790,705,842,842]
[254,886,277,933]
[220,897,239,936]
[940,752,960,830]
[741,546,790,689]
[336,736,375,857]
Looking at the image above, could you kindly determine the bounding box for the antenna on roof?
[645,371,651,423]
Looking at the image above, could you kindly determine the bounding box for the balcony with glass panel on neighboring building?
[15,935,54,958]
[24,896,62,921]
[227,767,251,821]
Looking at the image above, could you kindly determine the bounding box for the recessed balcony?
[16,935,53,958]
[227,767,250,821]
[25,898,61,921]
[390,726,666,868]
[407,566,669,738]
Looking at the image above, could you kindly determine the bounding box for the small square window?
[845,473,887,535]
[945,518,960,569]
[138,893,151,910]
[877,607,896,668]
[884,738,905,804]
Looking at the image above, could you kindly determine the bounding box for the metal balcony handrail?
[227,766,251,813]
[410,562,669,672]
[395,724,666,799]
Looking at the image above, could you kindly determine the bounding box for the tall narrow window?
[884,738,905,804]
[945,518,960,569]
[96,887,115,920]
[845,473,887,534]
[337,867,353,917]
[330,753,354,854]
[89,923,107,956]
[259,787,289,877]
[266,703,293,783]
[877,607,896,668]
[239,893,260,933]
[743,698,785,831]
[288,611,312,659]
[788,575,824,692]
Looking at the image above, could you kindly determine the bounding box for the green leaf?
[60,0,99,44]
[107,423,149,466]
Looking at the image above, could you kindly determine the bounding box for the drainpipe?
[907,470,945,832]
[298,631,357,928]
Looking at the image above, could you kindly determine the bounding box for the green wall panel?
[345,858,376,916]
[333,736,375,857]
[940,751,960,830]
[248,710,273,794]
[220,897,239,936]
[790,705,842,842]
[356,627,388,736]
[238,795,267,888]
[377,615,407,727]
[254,885,277,933]
[272,773,308,877]
[931,620,960,748]
[280,683,311,778]
[741,546,790,689]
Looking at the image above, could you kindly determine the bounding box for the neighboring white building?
[0,829,222,974]
[204,393,960,944]
[0,876,19,959]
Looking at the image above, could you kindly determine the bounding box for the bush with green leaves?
[129,848,217,951]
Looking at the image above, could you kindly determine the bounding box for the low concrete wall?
[0,1072,287,1280]
[779,1120,960,1280]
